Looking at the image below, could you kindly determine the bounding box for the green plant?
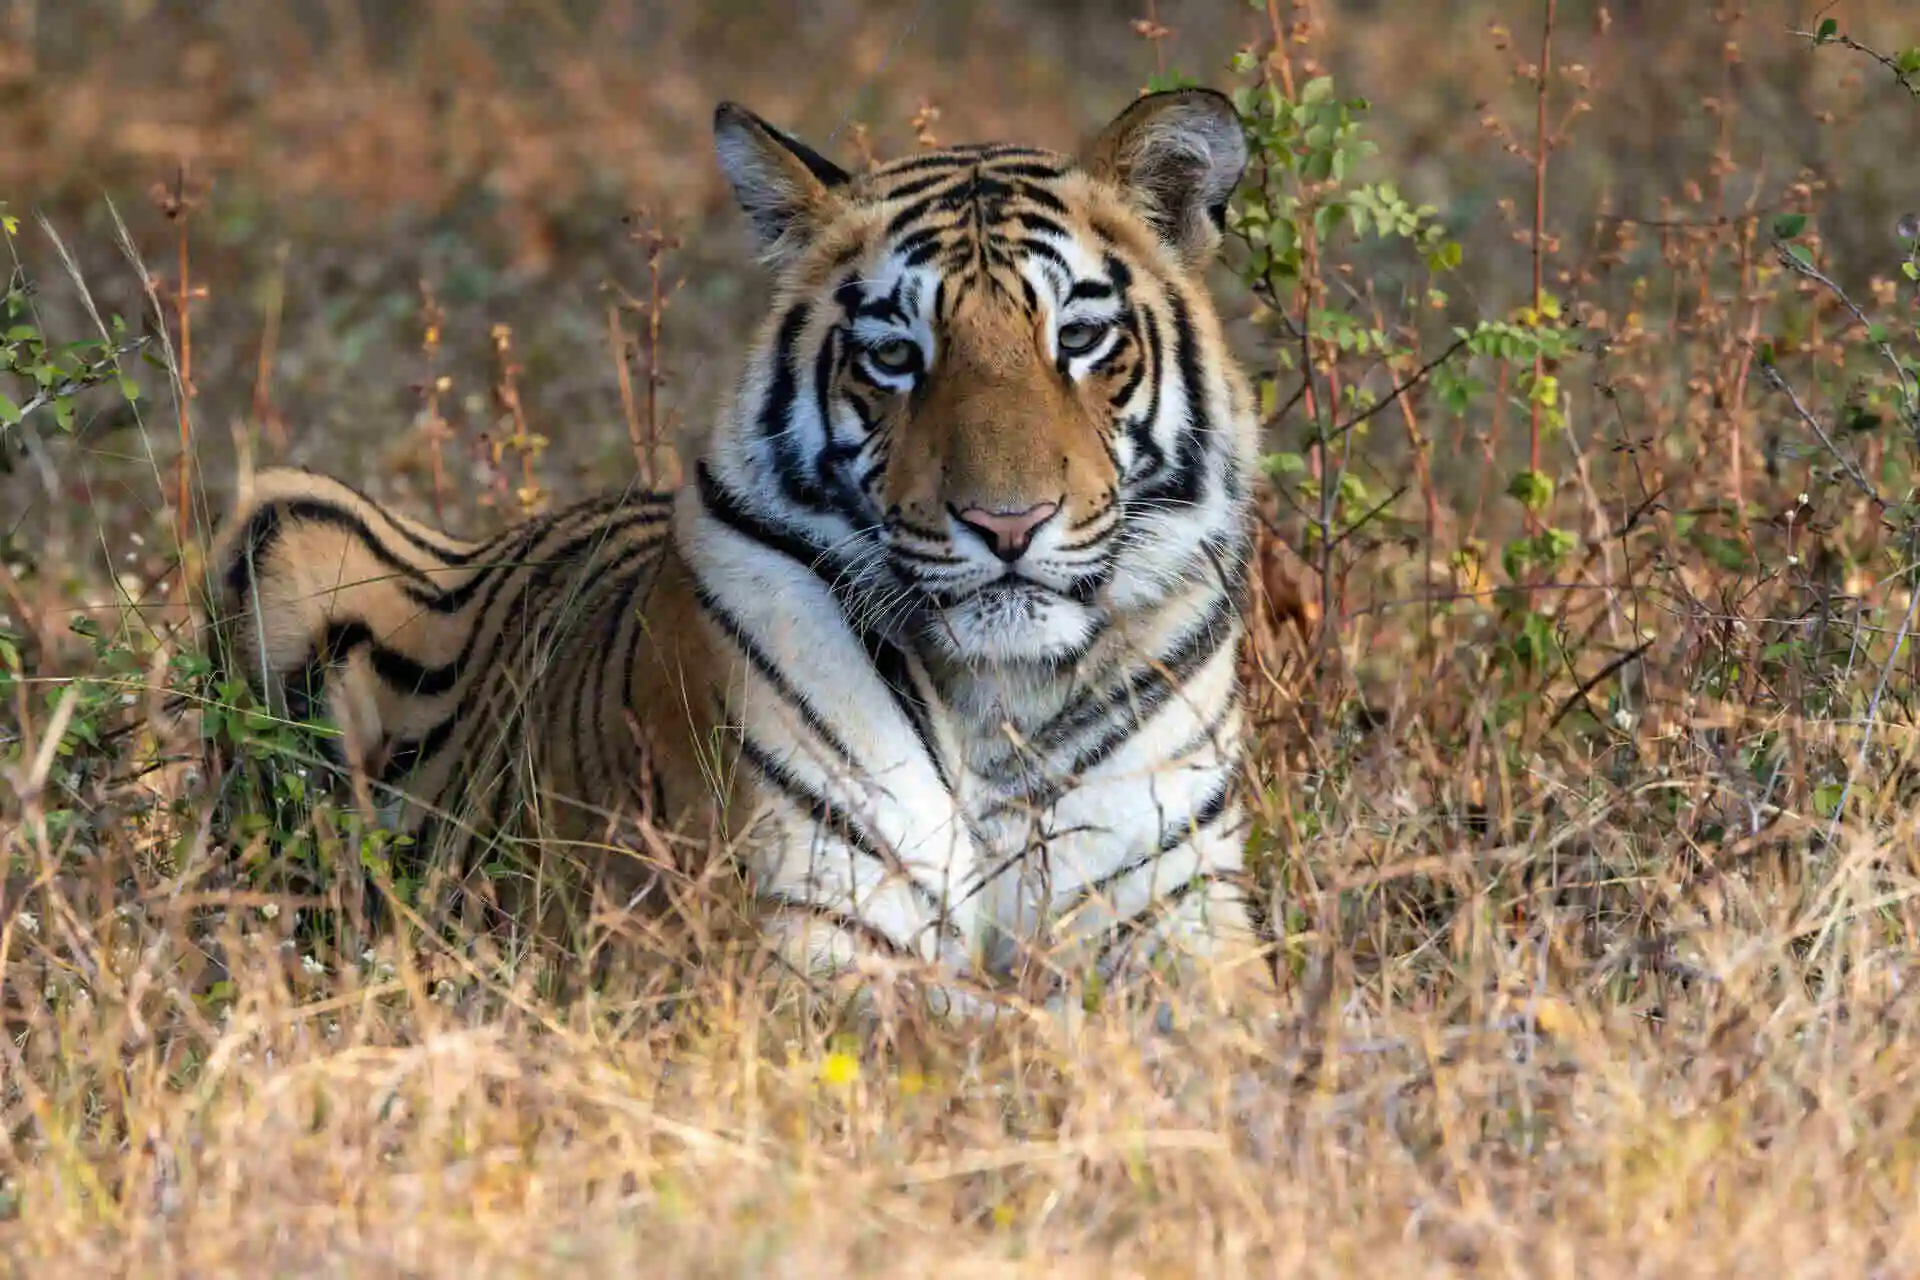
[0,206,146,457]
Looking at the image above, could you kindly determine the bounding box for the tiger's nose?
[952,501,1061,563]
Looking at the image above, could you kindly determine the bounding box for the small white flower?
[1797,492,1810,506]
[1787,553,1801,567]
[259,902,280,920]
[301,954,325,976]
[1610,707,1637,732]
[15,911,36,935]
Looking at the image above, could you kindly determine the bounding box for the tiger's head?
[706,90,1256,668]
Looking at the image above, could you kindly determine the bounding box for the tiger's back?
[199,467,725,914]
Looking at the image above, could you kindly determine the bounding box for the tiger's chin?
[919,581,1101,667]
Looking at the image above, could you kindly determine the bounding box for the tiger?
[191,88,1275,1026]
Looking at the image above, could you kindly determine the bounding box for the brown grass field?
[5,0,1920,1273]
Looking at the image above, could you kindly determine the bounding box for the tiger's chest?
[934,644,1239,948]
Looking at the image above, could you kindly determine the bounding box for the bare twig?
[1755,355,1888,513]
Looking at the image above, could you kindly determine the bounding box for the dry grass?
[7,1,1920,1274]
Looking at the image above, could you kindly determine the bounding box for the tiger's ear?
[1083,88,1248,268]
[713,102,852,263]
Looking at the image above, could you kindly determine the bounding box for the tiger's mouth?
[918,568,1102,612]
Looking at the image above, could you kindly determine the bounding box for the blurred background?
[1,0,1916,616]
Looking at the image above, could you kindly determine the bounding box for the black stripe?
[1009,184,1069,216]
[762,894,921,961]
[1125,307,1169,484]
[694,466,954,795]
[223,499,444,613]
[885,192,950,238]
[1050,780,1238,940]
[1092,869,1247,974]
[377,533,665,785]
[981,588,1239,790]
[873,153,978,179]
[901,234,945,269]
[1019,239,1073,278]
[1130,288,1210,509]
[1009,210,1070,240]
[864,634,953,794]
[695,463,848,595]
[759,301,831,513]
[386,510,666,704]
[990,162,1070,180]
[691,583,863,774]
[568,548,658,799]
[1108,317,1148,410]
[882,171,964,202]
[737,735,963,939]
[426,495,663,613]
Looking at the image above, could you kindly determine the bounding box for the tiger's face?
[709,91,1254,668]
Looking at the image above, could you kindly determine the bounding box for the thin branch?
[1326,334,1472,441]
[0,336,150,426]
[1770,238,1920,423]
[1792,27,1920,97]
[1754,351,1889,513]
[1546,638,1655,731]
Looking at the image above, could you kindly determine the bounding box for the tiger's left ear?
[1083,88,1248,269]
[713,102,853,265]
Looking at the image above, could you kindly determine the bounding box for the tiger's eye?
[1057,321,1108,356]
[868,338,919,373]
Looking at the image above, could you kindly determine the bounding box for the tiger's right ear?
[713,103,852,263]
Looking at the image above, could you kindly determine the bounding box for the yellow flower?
[818,1050,860,1089]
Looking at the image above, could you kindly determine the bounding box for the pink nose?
[953,501,1060,563]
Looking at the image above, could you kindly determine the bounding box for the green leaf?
[1262,451,1308,478]
[1506,469,1554,514]
[1772,212,1807,240]
[1816,17,1838,42]
[1299,76,1334,106]
[1313,202,1344,244]
[0,393,19,425]
[1895,47,1920,75]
